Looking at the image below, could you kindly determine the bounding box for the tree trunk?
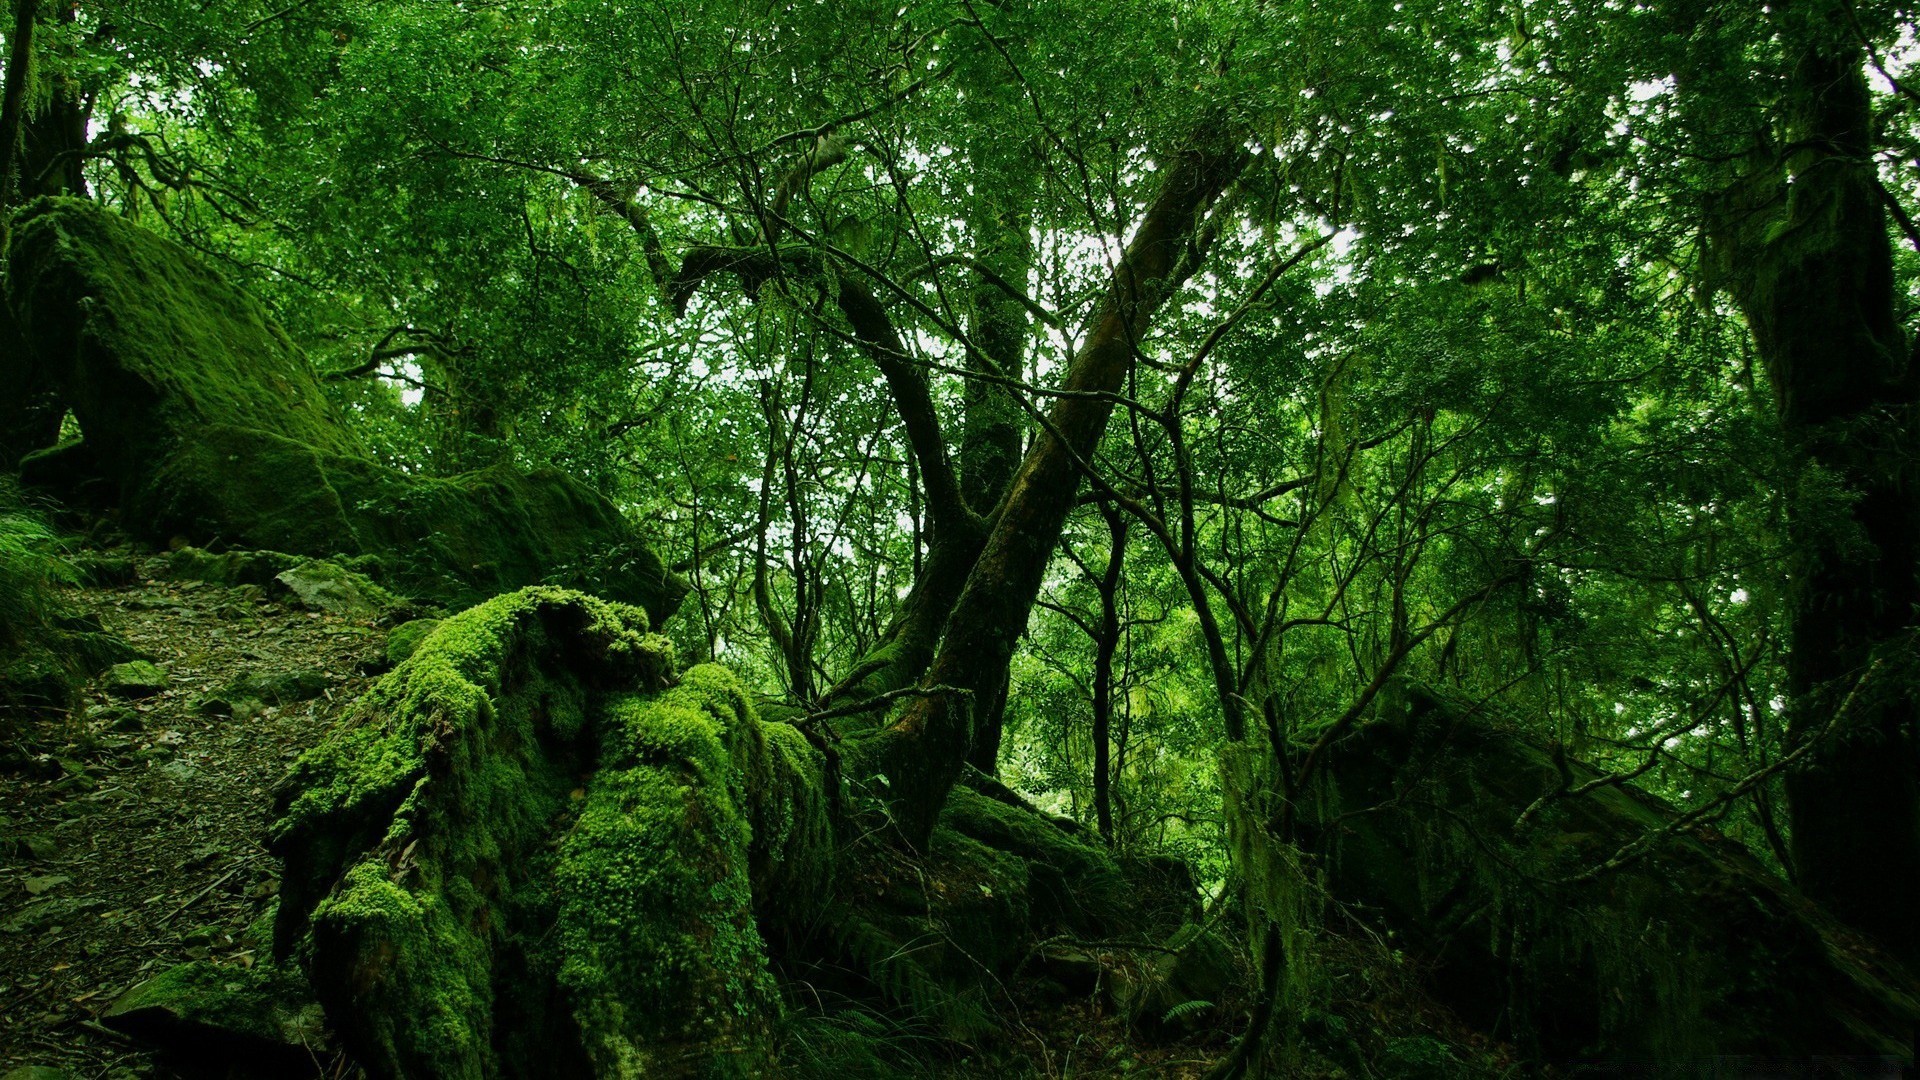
[0,0,39,215]
[1092,502,1129,845]
[15,0,87,201]
[1716,36,1920,967]
[867,132,1248,848]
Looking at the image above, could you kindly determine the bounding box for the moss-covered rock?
[101,659,168,698]
[100,960,326,1069]
[271,588,826,1079]
[384,619,443,667]
[4,199,684,619]
[7,198,361,476]
[1297,683,1920,1065]
[163,546,301,588]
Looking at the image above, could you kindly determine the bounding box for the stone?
[274,561,388,620]
[225,668,331,706]
[383,618,442,667]
[5,199,685,620]
[101,660,168,698]
[68,551,137,587]
[163,546,299,588]
[101,960,327,1068]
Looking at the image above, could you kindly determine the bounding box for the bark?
[957,130,1037,774]
[1091,502,1129,845]
[868,132,1249,848]
[1715,36,1920,967]
[0,0,37,214]
[14,0,86,201]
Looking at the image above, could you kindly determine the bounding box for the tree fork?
[869,131,1250,848]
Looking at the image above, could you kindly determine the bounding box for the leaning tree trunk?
[862,132,1248,849]
[1714,32,1920,968]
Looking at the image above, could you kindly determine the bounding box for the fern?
[1162,998,1216,1024]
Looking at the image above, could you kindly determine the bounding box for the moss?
[1296,683,1920,1065]
[5,199,686,620]
[940,784,1133,935]
[555,678,775,1076]
[385,619,443,667]
[162,546,300,588]
[6,197,363,480]
[138,424,686,617]
[273,591,822,1079]
[101,958,325,1062]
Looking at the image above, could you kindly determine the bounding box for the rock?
[93,704,144,732]
[5,199,685,619]
[0,896,104,933]
[225,668,331,706]
[1112,925,1238,1035]
[101,960,327,1070]
[274,561,391,619]
[1291,683,1920,1064]
[67,551,137,587]
[383,618,441,666]
[0,651,76,712]
[163,546,299,588]
[101,660,168,698]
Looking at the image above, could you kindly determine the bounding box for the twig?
[157,862,249,925]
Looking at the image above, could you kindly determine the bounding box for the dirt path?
[0,551,381,1078]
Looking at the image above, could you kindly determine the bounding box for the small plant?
[0,478,78,651]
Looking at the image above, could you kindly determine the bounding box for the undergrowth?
[0,478,76,645]
[0,477,81,720]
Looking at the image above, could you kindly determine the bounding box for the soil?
[0,547,380,1079]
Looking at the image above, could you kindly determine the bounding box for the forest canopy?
[3,0,1919,1076]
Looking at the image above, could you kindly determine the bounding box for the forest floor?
[0,548,377,1079]
[0,547,1231,1080]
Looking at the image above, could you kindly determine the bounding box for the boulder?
[274,560,394,620]
[4,199,683,619]
[384,618,442,666]
[101,960,327,1071]
[100,659,168,699]
[1296,683,1920,1065]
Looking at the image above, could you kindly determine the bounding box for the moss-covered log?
[1291,684,1920,1065]
[3,198,683,617]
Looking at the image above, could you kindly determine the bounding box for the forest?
[2,0,1919,1076]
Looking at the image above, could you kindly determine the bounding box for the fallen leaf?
[24,874,71,896]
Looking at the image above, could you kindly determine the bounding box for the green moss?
[555,679,774,1076]
[6,197,363,480]
[5,199,686,620]
[138,424,686,617]
[272,591,823,1078]
[385,619,444,666]
[1297,683,1920,1065]
[101,958,325,1059]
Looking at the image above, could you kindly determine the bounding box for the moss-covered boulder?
[100,960,326,1070]
[270,588,827,1079]
[6,198,361,475]
[1297,684,1920,1065]
[4,199,683,619]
